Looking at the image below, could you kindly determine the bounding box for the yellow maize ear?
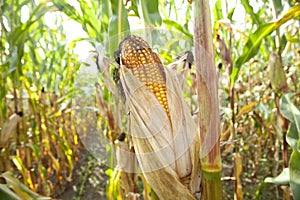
[116,35,170,118]
[115,35,201,199]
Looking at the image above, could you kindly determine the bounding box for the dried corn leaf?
[0,113,22,148]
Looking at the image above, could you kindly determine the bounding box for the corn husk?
[120,65,201,199]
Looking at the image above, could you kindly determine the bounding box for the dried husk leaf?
[167,51,193,91]
[96,53,125,134]
[120,65,201,199]
[96,52,118,96]
[116,140,139,197]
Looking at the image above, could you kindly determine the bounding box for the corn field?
[0,0,300,200]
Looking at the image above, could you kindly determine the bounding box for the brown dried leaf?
[0,113,22,148]
[216,35,232,75]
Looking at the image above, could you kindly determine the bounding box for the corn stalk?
[193,0,222,199]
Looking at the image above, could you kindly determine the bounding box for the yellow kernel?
[140,73,145,78]
[133,70,139,75]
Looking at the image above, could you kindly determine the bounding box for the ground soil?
[56,147,107,200]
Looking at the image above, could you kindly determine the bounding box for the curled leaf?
[264,168,290,184]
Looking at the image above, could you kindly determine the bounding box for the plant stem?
[201,170,222,200]
[193,0,222,199]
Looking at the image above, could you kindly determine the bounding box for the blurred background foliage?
[0,0,299,199]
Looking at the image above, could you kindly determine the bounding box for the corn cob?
[116,35,169,118]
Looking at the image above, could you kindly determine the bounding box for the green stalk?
[193,0,222,199]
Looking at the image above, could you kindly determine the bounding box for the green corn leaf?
[108,0,130,55]
[280,93,300,133]
[131,0,140,17]
[231,4,300,86]
[5,2,53,76]
[1,173,31,200]
[227,7,235,20]
[280,34,288,51]
[53,1,82,21]
[1,172,51,200]
[11,2,53,46]
[230,22,275,85]
[101,0,111,32]
[163,19,193,38]
[286,34,300,43]
[280,93,300,199]
[241,0,262,25]
[53,0,101,42]
[264,168,290,184]
[213,0,223,21]
[11,157,27,180]
[287,123,299,152]
[272,0,283,14]
[290,151,300,199]
[0,184,23,200]
[78,1,101,41]
[139,0,162,26]
[280,93,300,151]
